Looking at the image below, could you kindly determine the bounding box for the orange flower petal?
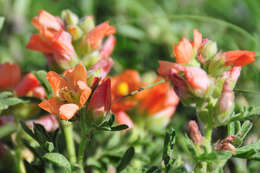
[86,21,116,49]
[174,38,193,64]
[184,67,210,90]
[79,87,92,107]
[39,97,62,115]
[46,71,68,96]
[193,29,202,49]
[64,64,87,90]
[0,63,21,90]
[157,60,184,79]
[26,34,53,53]
[15,73,40,97]
[224,50,255,66]
[89,78,111,112]
[99,35,116,58]
[59,103,79,120]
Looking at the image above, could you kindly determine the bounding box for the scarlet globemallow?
[39,64,91,120]
[0,62,21,91]
[223,50,255,66]
[26,10,77,69]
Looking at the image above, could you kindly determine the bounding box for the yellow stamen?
[117,82,129,96]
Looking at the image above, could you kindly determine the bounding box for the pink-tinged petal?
[221,66,241,84]
[89,79,111,112]
[219,80,234,114]
[64,64,87,91]
[115,111,134,131]
[79,87,92,107]
[27,115,59,132]
[174,38,193,64]
[189,120,203,145]
[170,69,188,98]
[26,34,53,53]
[59,103,79,120]
[0,63,21,90]
[86,21,116,49]
[15,73,40,97]
[39,97,62,115]
[52,30,76,61]
[184,67,210,90]
[99,35,116,58]
[46,71,68,96]
[193,29,202,49]
[32,86,46,99]
[157,60,184,79]
[223,50,255,66]
[91,57,114,78]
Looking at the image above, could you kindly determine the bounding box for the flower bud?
[216,80,234,123]
[67,25,83,41]
[61,10,79,26]
[188,120,203,145]
[200,40,217,61]
[79,15,95,33]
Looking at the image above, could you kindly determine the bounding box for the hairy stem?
[61,120,76,164]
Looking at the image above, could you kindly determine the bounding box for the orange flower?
[26,10,76,66]
[111,70,141,112]
[138,77,179,118]
[14,73,40,97]
[0,62,21,90]
[173,29,202,64]
[86,21,116,49]
[99,35,116,58]
[223,50,255,66]
[115,111,134,131]
[39,64,92,120]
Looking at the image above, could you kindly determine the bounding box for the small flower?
[0,62,21,91]
[26,10,77,69]
[188,120,203,146]
[111,70,141,112]
[39,64,91,120]
[223,50,255,66]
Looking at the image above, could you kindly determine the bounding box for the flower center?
[117,82,129,96]
[59,87,79,104]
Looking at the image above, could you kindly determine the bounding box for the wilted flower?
[39,64,91,120]
[215,135,236,154]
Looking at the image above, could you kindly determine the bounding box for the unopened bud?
[82,52,101,67]
[201,40,217,61]
[67,25,83,41]
[189,120,203,145]
[217,80,234,123]
[79,16,95,33]
[61,10,79,26]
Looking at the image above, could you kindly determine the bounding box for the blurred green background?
[1,0,260,172]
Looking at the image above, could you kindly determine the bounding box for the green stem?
[61,120,76,164]
[78,137,87,172]
[15,148,26,173]
[205,127,213,153]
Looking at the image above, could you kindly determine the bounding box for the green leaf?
[0,91,12,99]
[142,166,161,173]
[235,139,260,158]
[0,17,4,31]
[111,124,128,131]
[162,128,176,172]
[116,147,135,172]
[43,153,71,173]
[198,151,232,161]
[0,94,27,113]
[227,122,235,136]
[33,70,53,97]
[20,121,35,138]
[0,123,17,139]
